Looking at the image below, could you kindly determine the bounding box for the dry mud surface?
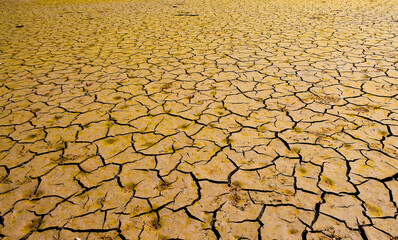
[1,0,398,239]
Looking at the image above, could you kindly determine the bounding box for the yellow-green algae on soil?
[0,0,398,239]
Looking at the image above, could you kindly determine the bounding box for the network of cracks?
[0,0,398,239]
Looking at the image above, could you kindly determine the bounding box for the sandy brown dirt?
[0,0,398,239]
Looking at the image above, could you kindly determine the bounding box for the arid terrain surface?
[0,0,398,239]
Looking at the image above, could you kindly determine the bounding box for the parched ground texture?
[0,0,398,239]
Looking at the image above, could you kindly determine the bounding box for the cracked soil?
[0,0,398,239]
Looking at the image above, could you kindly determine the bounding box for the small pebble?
[173,5,178,8]
[77,11,84,13]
